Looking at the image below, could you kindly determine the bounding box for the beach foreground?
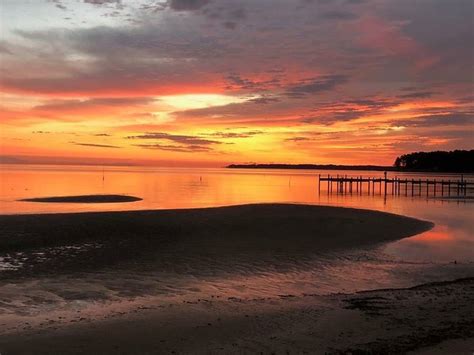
[1,277,472,354]
[3,204,471,354]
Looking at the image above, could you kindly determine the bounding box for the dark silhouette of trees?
[394,150,474,173]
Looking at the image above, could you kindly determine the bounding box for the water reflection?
[0,164,472,321]
[1,164,473,262]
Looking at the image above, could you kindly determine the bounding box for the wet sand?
[0,203,431,252]
[0,204,432,279]
[0,277,472,354]
[2,203,461,354]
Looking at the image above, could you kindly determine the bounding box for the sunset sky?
[1,0,473,167]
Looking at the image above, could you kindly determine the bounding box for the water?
[0,164,472,328]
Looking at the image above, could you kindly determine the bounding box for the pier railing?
[318,174,473,197]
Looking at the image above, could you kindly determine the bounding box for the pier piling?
[318,174,472,198]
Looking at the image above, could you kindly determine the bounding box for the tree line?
[394,150,474,173]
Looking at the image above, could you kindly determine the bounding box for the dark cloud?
[168,0,210,11]
[398,91,435,99]
[456,95,474,104]
[5,0,469,101]
[225,74,280,91]
[322,10,357,20]
[70,142,121,148]
[325,110,368,123]
[202,130,263,138]
[397,113,474,128]
[344,99,399,110]
[173,98,300,122]
[84,0,121,5]
[301,97,401,124]
[48,0,67,10]
[0,42,12,54]
[285,75,348,98]
[382,0,474,82]
[127,131,238,153]
[33,97,155,111]
[126,132,221,145]
[285,136,312,142]
[5,23,230,95]
[247,96,280,104]
[134,143,212,152]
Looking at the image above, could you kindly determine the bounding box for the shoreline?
[226,164,474,174]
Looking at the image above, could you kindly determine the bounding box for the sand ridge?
[19,194,142,203]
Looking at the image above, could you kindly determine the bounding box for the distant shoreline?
[226,164,472,174]
[227,164,395,171]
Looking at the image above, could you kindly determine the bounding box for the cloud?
[285,75,348,98]
[126,132,221,145]
[70,142,122,148]
[126,131,226,153]
[172,99,306,123]
[397,91,435,99]
[247,96,280,104]
[300,97,401,124]
[202,130,263,138]
[2,0,473,165]
[225,74,281,91]
[168,0,210,11]
[33,97,155,112]
[48,0,67,10]
[134,143,212,152]
[0,42,12,54]
[397,113,474,128]
[84,0,121,4]
[322,10,357,20]
[285,136,312,142]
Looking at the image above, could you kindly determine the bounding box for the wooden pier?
[318,174,473,197]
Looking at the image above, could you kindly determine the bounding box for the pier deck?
[318,174,473,197]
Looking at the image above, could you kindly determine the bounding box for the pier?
[318,174,473,197]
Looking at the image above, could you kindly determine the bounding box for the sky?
[0,0,473,167]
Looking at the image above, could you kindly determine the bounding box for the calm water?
[1,164,473,262]
[0,164,473,327]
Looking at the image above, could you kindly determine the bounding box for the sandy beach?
[0,204,431,278]
[0,277,472,354]
[19,194,142,203]
[2,204,472,354]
